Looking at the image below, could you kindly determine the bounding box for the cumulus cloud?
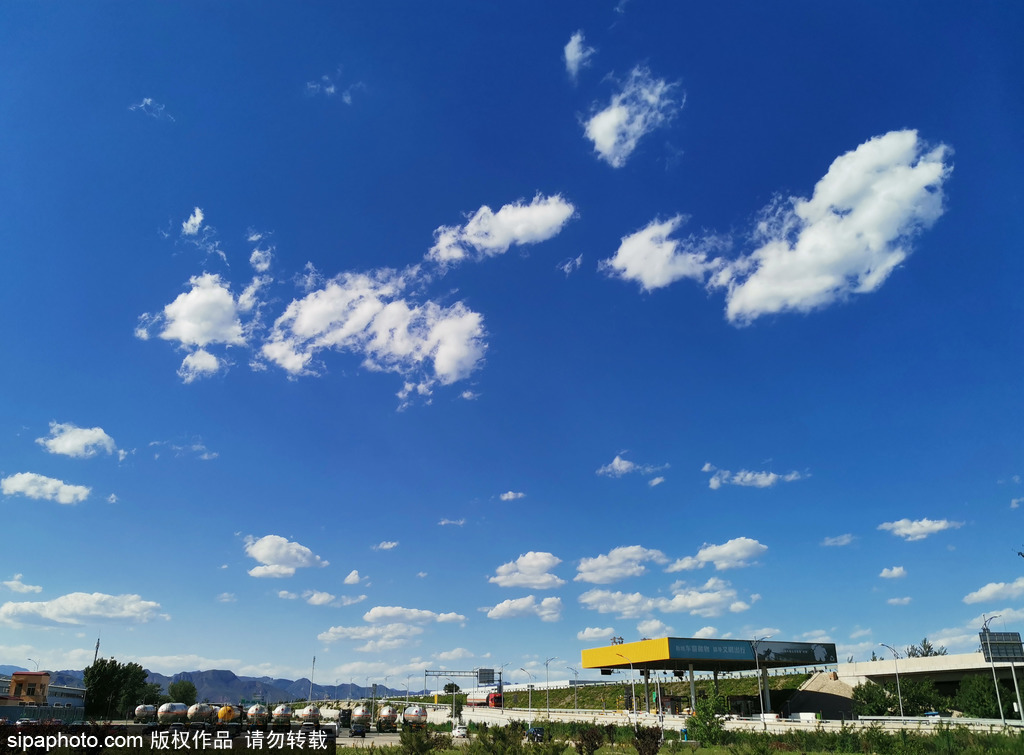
[427,194,576,264]
[666,537,767,572]
[489,552,565,589]
[485,596,562,622]
[178,348,222,383]
[877,518,964,541]
[260,269,486,399]
[36,422,117,458]
[0,592,165,626]
[711,130,952,323]
[303,590,336,606]
[577,626,615,642]
[344,570,362,585]
[693,626,718,639]
[599,216,727,292]
[1,472,90,505]
[363,606,464,624]
[499,491,526,501]
[182,207,204,236]
[880,566,906,579]
[583,66,681,168]
[579,577,746,619]
[244,535,328,578]
[637,618,672,637]
[822,534,854,547]
[596,454,667,479]
[564,31,595,82]
[575,545,668,584]
[702,463,804,490]
[317,622,424,648]
[2,574,42,594]
[963,577,1024,605]
[152,273,246,348]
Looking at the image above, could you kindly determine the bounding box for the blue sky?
[1,2,1022,688]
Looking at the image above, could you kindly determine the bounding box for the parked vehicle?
[349,722,367,738]
[453,724,468,738]
[526,727,545,742]
[465,689,503,707]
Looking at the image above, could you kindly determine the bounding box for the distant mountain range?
[1,666,416,705]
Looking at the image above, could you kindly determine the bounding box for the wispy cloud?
[564,31,595,82]
[822,534,854,547]
[877,518,963,541]
[596,453,667,479]
[583,66,682,168]
[702,463,804,490]
[128,97,174,121]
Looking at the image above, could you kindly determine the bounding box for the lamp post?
[544,657,556,717]
[406,674,413,705]
[567,667,579,712]
[879,643,904,720]
[445,677,456,724]
[499,663,511,710]
[27,658,39,672]
[983,614,1006,725]
[520,668,534,724]
[616,652,637,731]
[751,636,772,731]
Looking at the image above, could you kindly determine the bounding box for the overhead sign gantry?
[582,636,838,713]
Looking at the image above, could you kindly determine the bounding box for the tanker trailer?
[297,704,321,724]
[271,704,293,727]
[247,704,270,727]
[402,704,427,731]
[376,704,398,733]
[157,702,188,725]
[187,703,215,724]
[134,704,157,723]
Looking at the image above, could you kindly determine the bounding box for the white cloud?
[0,592,165,626]
[277,591,298,600]
[363,606,464,624]
[244,535,328,578]
[128,97,174,121]
[178,348,222,383]
[181,207,204,236]
[489,552,565,589]
[437,647,474,662]
[648,477,665,487]
[373,541,399,551]
[877,518,964,541]
[344,570,362,585]
[579,577,744,619]
[427,194,576,264]
[1,472,90,505]
[2,574,42,594]
[822,534,854,547]
[36,422,117,458]
[317,622,424,646]
[596,454,667,478]
[303,590,336,606]
[577,626,615,642]
[583,66,681,168]
[1012,498,1022,509]
[711,130,952,323]
[702,463,804,490]
[438,518,465,526]
[880,566,906,579]
[499,491,526,501]
[340,595,367,606]
[575,545,668,584]
[887,597,912,606]
[216,593,237,603]
[963,577,1024,605]
[599,216,726,292]
[693,626,717,639]
[250,247,273,273]
[155,273,246,348]
[637,618,672,637]
[485,596,562,623]
[666,537,767,572]
[557,255,583,276]
[564,31,595,81]
[261,269,486,396]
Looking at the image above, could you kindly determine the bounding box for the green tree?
[632,725,663,755]
[140,682,163,706]
[953,674,1003,718]
[168,679,198,706]
[851,681,890,716]
[443,682,460,694]
[83,657,149,719]
[687,692,728,745]
[896,677,946,716]
[905,637,948,657]
[574,724,605,755]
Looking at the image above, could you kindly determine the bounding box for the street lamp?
[751,636,772,731]
[879,643,904,720]
[445,677,457,725]
[27,658,39,672]
[520,668,535,724]
[544,657,556,716]
[616,653,637,731]
[983,614,1006,725]
[567,667,579,711]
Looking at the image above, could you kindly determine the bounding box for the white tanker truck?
[402,704,427,731]
[376,704,399,733]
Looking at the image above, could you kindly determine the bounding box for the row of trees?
[852,674,1019,719]
[83,657,197,718]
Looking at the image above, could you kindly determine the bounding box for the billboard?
[979,631,1024,663]
[666,638,837,665]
